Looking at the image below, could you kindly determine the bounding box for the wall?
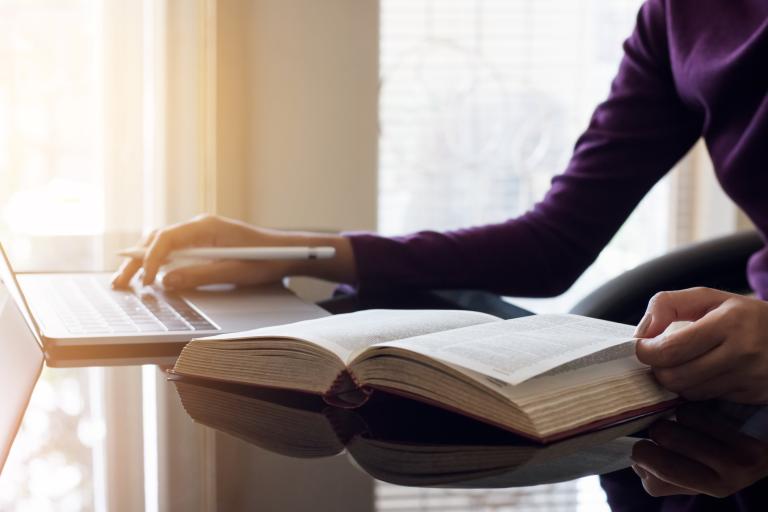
[244,0,378,232]
[214,0,379,233]
[210,1,379,509]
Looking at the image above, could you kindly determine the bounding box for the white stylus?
[118,246,336,261]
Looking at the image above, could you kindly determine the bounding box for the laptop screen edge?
[0,243,43,347]
[0,243,45,474]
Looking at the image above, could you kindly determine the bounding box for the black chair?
[568,229,762,324]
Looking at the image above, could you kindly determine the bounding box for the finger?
[634,288,733,338]
[650,342,738,392]
[142,222,214,286]
[632,439,720,496]
[636,307,729,367]
[676,371,741,401]
[634,466,698,497]
[161,260,285,289]
[648,419,741,473]
[111,258,144,289]
[111,230,157,288]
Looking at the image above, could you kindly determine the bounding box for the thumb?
[634,287,732,338]
[162,260,284,289]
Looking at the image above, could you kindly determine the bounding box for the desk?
[5,358,768,511]
[2,236,767,510]
[2,364,374,512]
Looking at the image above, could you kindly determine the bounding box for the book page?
[373,314,637,385]
[198,309,500,362]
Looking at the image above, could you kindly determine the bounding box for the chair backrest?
[569,230,764,325]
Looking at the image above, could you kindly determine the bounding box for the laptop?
[0,242,327,367]
[0,270,44,474]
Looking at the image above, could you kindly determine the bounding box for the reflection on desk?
[623,401,768,500]
[171,377,665,489]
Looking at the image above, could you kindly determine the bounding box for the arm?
[348,0,703,297]
[114,1,701,295]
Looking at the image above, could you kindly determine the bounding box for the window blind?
[377,1,646,510]
[378,0,673,317]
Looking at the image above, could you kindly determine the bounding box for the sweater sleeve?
[346,0,703,297]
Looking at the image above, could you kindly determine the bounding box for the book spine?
[322,369,372,409]
[323,407,371,445]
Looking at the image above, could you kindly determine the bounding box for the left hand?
[634,287,768,403]
[631,403,768,497]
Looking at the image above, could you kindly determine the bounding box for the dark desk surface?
[4,247,767,510]
[5,361,768,512]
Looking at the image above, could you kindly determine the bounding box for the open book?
[172,310,678,443]
[173,378,656,487]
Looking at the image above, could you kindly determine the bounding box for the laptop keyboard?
[50,277,217,334]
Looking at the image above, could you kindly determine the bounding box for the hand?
[111,214,357,289]
[634,287,768,403]
[631,403,768,497]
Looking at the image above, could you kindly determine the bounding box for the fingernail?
[631,464,649,479]
[634,313,652,337]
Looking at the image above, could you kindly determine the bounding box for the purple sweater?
[347,1,768,507]
[347,0,768,300]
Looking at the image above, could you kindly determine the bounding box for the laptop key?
[136,323,166,332]
[51,276,217,335]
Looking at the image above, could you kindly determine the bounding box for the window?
[377,0,653,509]
[0,1,163,509]
[0,0,218,508]
[0,0,153,271]
[378,0,670,316]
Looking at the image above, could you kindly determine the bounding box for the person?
[114,0,768,505]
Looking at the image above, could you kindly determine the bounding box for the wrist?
[278,232,358,285]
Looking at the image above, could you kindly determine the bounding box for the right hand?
[634,287,768,404]
[631,403,768,498]
[110,215,357,290]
